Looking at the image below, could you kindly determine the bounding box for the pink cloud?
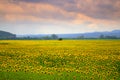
[0,0,119,26]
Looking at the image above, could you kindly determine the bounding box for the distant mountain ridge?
[0,30,16,39]
[17,30,120,38]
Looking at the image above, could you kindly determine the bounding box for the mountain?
[57,30,120,38]
[0,30,16,39]
[81,30,120,38]
[17,30,120,38]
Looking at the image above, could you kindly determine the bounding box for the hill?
[0,30,16,39]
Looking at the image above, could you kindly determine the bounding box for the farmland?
[0,40,120,80]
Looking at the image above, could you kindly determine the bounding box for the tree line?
[77,35,120,39]
[0,32,120,40]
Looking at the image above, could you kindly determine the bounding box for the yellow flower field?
[0,40,120,80]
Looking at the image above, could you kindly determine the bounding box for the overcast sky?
[0,0,120,34]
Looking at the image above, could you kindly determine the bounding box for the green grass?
[0,71,60,80]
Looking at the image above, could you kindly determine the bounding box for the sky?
[0,0,120,35]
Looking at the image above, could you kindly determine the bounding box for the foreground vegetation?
[0,40,120,80]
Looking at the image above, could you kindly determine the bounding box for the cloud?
[17,0,120,20]
[0,1,75,23]
[0,0,120,26]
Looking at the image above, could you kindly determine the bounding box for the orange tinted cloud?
[0,1,74,22]
[0,0,120,25]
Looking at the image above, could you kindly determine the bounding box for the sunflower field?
[0,40,120,80]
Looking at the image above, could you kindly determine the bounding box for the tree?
[99,34,104,39]
[58,38,63,41]
[51,34,58,39]
[42,36,51,40]
[105,35,117,39]
[77,35,84,39]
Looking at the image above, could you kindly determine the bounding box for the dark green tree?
[51,34,58,39]
[58,38,63,41]
[99,34,104,39]
[77,35,84,39]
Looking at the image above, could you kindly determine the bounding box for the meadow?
[0,40,120,80]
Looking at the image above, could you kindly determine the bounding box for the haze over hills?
[17,30,120,38]
[0,30,120,39]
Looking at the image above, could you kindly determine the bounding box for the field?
[0,40,120,80]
